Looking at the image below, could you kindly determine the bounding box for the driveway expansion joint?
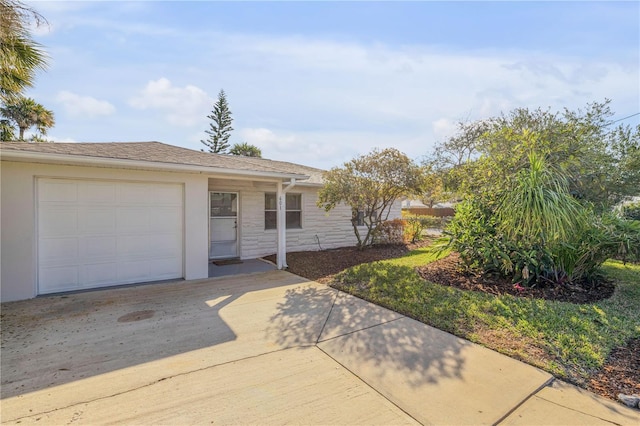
[532,387,627,426]
[316,316,405,344]
[314,343,422,425]
[495,376,556,425]
[315,289,339,344]
[3,346,315,423]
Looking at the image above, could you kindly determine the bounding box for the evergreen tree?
[201,89,233,153]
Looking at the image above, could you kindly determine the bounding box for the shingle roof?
[0,141,325,184]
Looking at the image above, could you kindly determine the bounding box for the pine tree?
[201,89,233,153]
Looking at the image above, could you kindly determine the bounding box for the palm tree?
[0,0,49,103]
[1,97,54,140]
[229,142,262,157]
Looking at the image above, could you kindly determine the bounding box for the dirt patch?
[276,241,635,407]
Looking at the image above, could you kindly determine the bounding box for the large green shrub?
[445,153,640,286]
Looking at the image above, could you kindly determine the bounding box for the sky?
[23,1,640,170]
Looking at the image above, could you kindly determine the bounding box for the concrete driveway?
[2,271,639,425]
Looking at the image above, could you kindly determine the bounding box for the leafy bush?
[444,199,509,274]
[374,219,406,244]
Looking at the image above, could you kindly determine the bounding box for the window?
[353,209,365,226]
[265,193,302,230]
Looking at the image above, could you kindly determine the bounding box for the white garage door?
[37,178,184,294]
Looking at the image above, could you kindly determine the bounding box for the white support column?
[276,179,296,270]
[276,181,285,269]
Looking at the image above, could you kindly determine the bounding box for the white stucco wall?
[208,178,403,259]
[1,161,209,302]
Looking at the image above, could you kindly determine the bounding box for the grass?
[332,245,640,386]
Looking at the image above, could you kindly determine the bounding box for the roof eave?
[0,150,310,181]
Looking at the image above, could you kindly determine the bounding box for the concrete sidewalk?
[1,271,638,425]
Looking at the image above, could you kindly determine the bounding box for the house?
[1,141,401,302]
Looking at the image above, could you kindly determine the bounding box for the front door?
[209,192,238,259]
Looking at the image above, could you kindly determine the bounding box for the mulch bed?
[263,241,425,283]
[416,252,615,304]
[270,241,637,407]
[588,338,640,401]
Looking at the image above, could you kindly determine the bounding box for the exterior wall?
[1,161,209,302]
[1,160,404,302]
[208,178,403,259]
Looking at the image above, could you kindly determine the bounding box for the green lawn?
[331,245,640,385]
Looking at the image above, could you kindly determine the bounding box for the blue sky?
[26,1,640,169]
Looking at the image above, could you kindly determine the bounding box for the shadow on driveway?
[268,285,468,388]
[0,272,306,399]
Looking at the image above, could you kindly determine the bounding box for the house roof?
[0,141,325,184]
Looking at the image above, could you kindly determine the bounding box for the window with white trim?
[353,209,365,226]
[265,193,302,229]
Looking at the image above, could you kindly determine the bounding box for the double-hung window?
[353,209,365,226]
[265,193,302,230]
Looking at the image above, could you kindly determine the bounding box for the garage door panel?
[117,183,153,204]
[38,179,184,295]
[80,263,119,286]
[147,258,183,277]
[81,236,117,258]
[117,260,153,281]
[149,207,182,231]
[80,207,116,234]
[39,238,79,261]
[116,235,153,256]
[39,208,78,236]
[151,234,183,256]
[152,185,183,204]
[78,182,117,204]
[117,207,150,232]
[39,181,77,202]
[39,265,79,292]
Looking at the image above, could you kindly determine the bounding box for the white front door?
[209,192,238,259]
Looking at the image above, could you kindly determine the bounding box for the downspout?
[276,178,296,269]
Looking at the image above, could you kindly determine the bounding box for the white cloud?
[56,91,115,118]
[239,127,425,170]
[240,128,296,150]
[129,78,212,127]
[24,7,638,169]
[22,131,76,143]
[432,118,457,141]
[48,135,77,143]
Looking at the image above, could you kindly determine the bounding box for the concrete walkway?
[1,271,638,425]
